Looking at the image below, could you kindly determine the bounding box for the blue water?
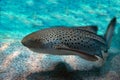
[0,1,120,79]
[0,0,120,49]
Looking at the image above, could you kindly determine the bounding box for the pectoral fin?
[54,44,98,61]
[77,51,98,61]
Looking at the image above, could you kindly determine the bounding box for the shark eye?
[35,39,40,42]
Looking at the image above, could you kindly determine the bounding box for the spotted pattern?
[31,27,107,55]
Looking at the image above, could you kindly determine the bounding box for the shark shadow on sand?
[26,62,103,80]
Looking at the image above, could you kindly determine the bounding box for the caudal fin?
[104,17,117,48]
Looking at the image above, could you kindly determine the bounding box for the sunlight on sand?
[1,51,21,70]
[25,54,45,73]
[0,43,10,51]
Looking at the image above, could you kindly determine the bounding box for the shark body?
[22,17,116,68]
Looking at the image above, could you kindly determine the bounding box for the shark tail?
[104,17,117,48]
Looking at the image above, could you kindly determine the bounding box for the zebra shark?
[22,17,116,69]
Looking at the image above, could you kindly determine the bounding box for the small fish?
[22,17,116,62]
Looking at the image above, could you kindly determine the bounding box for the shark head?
[21,30,61,53]
[21,32,44,49]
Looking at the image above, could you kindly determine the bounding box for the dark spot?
[64,42,67,45]
[74,39,76,41]
[78,43,80,45]
[77,38,79,40]
[87,46,90,48]
[59,35,61,37]
[81,40,83,42]
[47,39,49,42]
[90,44,92,46]
[59,38,62,40]
[81,44,83,46]
[67,43,69,45]
[75,43,77,44]
[65,40,67,41]
[56,39,58,40]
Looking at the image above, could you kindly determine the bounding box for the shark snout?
[21,38,36,48]
[21,37,30,47]
[21,34,43,48]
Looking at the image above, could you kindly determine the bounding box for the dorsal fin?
[74,26,98,33]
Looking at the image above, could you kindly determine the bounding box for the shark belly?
[29,48,78,55]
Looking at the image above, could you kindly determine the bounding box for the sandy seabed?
[0,41,120,80]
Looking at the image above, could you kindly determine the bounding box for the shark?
[21,17,116,68]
